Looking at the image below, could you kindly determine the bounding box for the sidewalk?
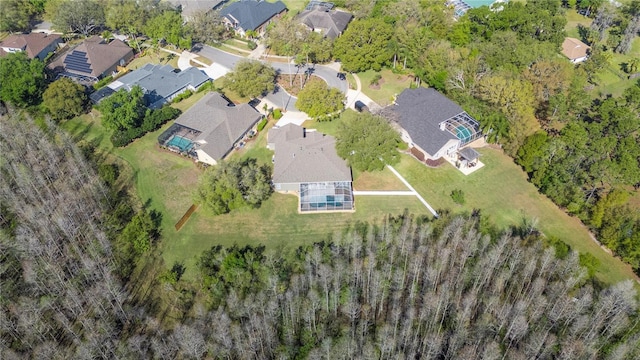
[345,73,381,112]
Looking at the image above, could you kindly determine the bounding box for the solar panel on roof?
[64,50,92,74]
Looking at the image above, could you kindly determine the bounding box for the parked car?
[337,72,346,80]
[354,100,369,112]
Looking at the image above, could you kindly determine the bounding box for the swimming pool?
[463,0,501,7]
[455,126,473,143]
[166,135,193,152]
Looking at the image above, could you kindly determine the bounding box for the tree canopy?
[194,158,273,215]
[43,78,87,121]
[97,86,146,131]
[333,18,394,72]
[0,52,46,107]
[51,0,105,36]
[0,0,39,32]
[144,10,192,49]
[336,112,401,171]
[295,80,344,118]
[223,60,276,98]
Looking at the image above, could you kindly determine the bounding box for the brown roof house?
[382,88,482,163]
[49,36,133,82]
[0,33,62,61]
[158,92,262,165]
[562,37,590,63]
[296,4,353,39]
[267,123,354,213]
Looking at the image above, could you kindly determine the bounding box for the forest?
[1,110,639,358]
[2,0,640,358]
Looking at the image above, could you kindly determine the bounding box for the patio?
[444,147,485,175]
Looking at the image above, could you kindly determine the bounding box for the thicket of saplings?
[1,112,639,359]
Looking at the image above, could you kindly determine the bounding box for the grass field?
[393,151,638,286]
[128,50,180,70]
[357,69,413,106]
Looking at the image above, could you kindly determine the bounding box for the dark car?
[337,72,346,80]
[354,100,369,112]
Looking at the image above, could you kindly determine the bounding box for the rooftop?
[296,6,353,39]
[175,92,262,161]
[0,33,61,59]
[561,37,590,61]
[50,36,133,78]
[113,63,210,106]
[168,0,227,19]
[220,0,287,31]
[269,124,351,184]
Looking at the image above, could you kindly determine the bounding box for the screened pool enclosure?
[299,182,354,212]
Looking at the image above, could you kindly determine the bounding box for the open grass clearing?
[128,50,179,70]
[564,9,592,38]
[394,150,638,286]
[281,0,308,13]
[357,69,413,106]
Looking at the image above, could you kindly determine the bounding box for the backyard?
[356,69,414,106]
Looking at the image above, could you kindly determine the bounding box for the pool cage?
[442,112,482,146]
[157,123,201,155]
[300,182,354,212]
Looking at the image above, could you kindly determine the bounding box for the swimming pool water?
[166,135,193,152]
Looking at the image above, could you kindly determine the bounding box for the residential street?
[191,44,350,111]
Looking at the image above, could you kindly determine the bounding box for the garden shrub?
[450,189,465,205]
[257,117,268,131]
[273,108,282,120]
[172,90,193,103]
[247,41,257,50]
[370,74,382,86]
[94,76,113,90]
[111,106,182,147]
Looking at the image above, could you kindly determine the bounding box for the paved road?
[193,44,348,110]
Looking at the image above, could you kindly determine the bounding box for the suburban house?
[267,124,354,213]
[168,0,227,21]
[296,2,353,39]
[0,33,62,60]
[561,37,590,63]
[384,87,482,165]
[48,36,133,82]
[105,63,210,108]
[220,0,287,37]
[158,92,262,165]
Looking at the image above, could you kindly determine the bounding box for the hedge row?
[111,106,181,147]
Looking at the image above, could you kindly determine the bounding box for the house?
[384,88,482,163]
[0,33,62,61]
[107,63,210,108]
[168,0,227,21]
[220,0,287,37]
[48,36,133,82]
[267,123,354,213]
[561,37,590,63]
[158,92,262,165]
[296,3,353,39]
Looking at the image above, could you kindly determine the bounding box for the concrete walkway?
[353,191,416,196]
[345,73,382,112]
[386,165,439,217]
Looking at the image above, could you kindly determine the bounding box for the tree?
[296,80,345,118]
[223,60,276,98]
[336,113,401,171]
[144,10,191,49]
[42,78,87,120]
[52,0,105,36]
[194,158,272,215]
[0,52,45,107]
[333,18,394,72]
[97,85,146,131]
[0,0,38,32]
[187,10,230,45]
[104,0,152,34]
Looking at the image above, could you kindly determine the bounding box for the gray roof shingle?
[388,88,463,156]
[175,92,262,161]
[221,0,287,32]
[296,8,353,38]
[116,64,210,106]
[269,124,352,184]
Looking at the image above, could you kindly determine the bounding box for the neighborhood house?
[158,92,262,165]
[0,33,62,61]
[384,88,482,168]
[48,36,133,83]
[104,64,210,109]
[561,37,591,63]
[168,0,227,21]
[268,124,354,213]
[296,2,353,39]
[220,0,287,37]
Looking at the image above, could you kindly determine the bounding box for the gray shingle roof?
[168,0,226,19]
[296,8,353,38]
[116,64,210,106]
[175,92,262,161]
[221,0,287,31]
[61,37,133,78]
[269,124,352,184]
[389,88,463,156]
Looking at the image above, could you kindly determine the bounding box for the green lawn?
[128,50,180,70]
[394,151,638,286]
[281,0,308,13]
[356,69,413,106]
[564,9,592,39]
